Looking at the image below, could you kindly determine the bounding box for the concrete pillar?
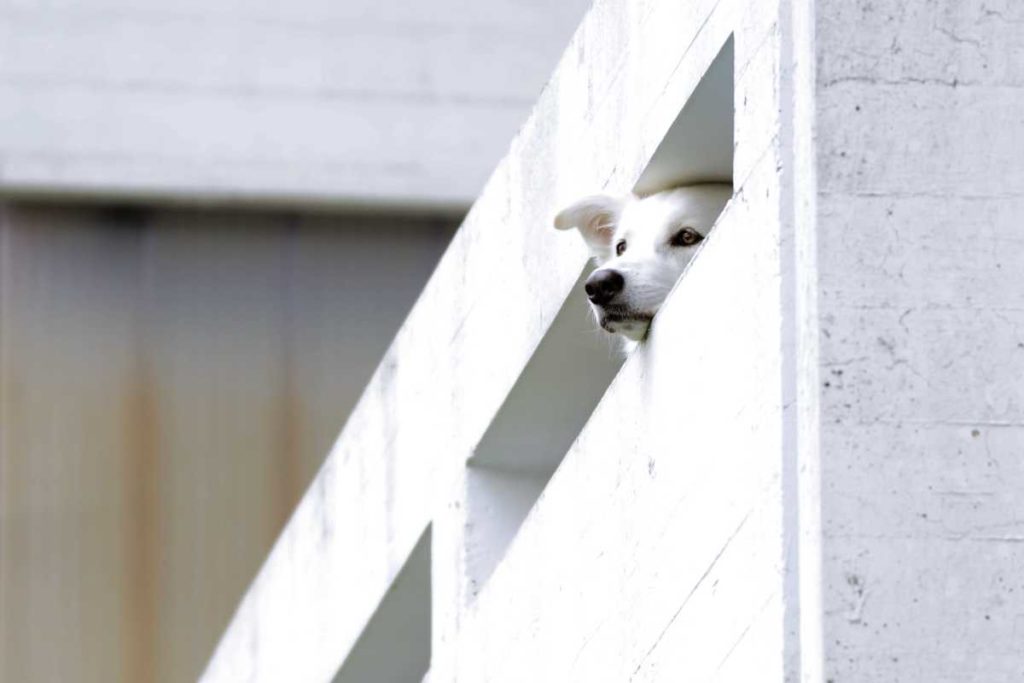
[803,0,1024,678]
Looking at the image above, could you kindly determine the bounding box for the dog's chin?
[595,308,654,341]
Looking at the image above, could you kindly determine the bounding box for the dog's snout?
[585,269,624,306]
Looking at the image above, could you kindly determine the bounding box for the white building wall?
[203,0,795,679]
[446,170,788,682]
[0,0,591,208]
[202,0,1024,680]
[812,0,1024,678]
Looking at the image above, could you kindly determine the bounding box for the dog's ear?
[553,195,624,262]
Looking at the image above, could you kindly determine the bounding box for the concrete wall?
[202,0,1024,680]
[0,0,591,208]
[812,0,1024,678]
[203,0,793,679]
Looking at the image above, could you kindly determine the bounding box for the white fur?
[554,183,731,342]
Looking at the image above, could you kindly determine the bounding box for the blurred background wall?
[0,1,591,680]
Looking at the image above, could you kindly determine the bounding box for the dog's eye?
[670,228,703,247]
[615,240,627,256]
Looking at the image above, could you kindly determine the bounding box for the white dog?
[554,183,731,341]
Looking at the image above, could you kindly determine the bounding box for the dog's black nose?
[585,269,624,306]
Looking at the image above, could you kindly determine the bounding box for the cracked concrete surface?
[202,0,1023,680]
[815,0,1024,678]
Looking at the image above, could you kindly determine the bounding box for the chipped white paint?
[204,0,1024,680]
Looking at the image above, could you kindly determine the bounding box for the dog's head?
[554,184,731,340]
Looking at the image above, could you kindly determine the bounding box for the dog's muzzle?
[585,268,653,340]
[585,268,624,306]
